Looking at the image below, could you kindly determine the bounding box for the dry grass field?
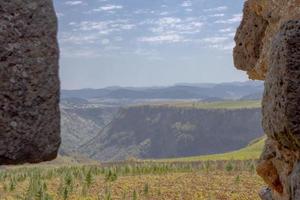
[0,160,264,200]
[0,137,266,200]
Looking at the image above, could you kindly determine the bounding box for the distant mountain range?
[61,81,263,101]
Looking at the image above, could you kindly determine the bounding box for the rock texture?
[0,0,60,164]
[234,0,300,199]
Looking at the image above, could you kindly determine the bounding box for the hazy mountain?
[240,92,263,100]
[61,81,263,100]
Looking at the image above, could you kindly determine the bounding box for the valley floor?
[0,161,264,200]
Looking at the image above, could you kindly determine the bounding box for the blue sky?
[53,0,247,89]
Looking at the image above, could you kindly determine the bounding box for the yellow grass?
[0,170,264,200]
[0,136,266,200]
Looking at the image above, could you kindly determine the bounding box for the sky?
[53,0,247,89]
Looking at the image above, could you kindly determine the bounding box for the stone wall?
[234,0,300,199]
[0,0,60,164]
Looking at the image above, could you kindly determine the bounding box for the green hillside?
[158,136,266,162]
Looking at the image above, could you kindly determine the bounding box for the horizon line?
[61,80,263,91]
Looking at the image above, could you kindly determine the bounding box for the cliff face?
[234,0,300,80]
[233,1,300,199]
[0,1,60,164]
[80,106,263,161]
[60,106,118,154]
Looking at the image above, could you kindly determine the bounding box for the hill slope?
[80,104,263,161]
[160,136,266,162]
[60,105,118,154]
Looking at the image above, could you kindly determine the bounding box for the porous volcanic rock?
[234,0,300,200]
[0,0,60,164]
[234,0,300,80]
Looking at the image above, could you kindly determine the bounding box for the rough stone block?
[233,1,268,80]
[0,0,60,164]
[234,1,300,199]
[262,20,300,150]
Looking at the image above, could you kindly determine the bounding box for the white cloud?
[181,1,192,7]
[147,17,203,35]
[202,37,229,44]
[60,44,122,58]
[198,36,234,51]
[219,28,233,33]
[159,17,182,25]
[138,16,203,44]
[121,24,136,30]
[74,20,135,35]
[60,47,101,58]
[215,14,242,24]
[60,33,99,45]
[93,4,123,12]
[65,1,83,6]
[160,11,169,16]
[208,42,235,51]
[60,44,125,58]
[59,20,135,48]
[209,13,225,17]
[204,6,228,12]
[138,34,185,43]
[61,19,135,46]
[59,32,100,44]
[134,9,154,15]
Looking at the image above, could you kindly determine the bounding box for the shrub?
[225,162,234,172]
